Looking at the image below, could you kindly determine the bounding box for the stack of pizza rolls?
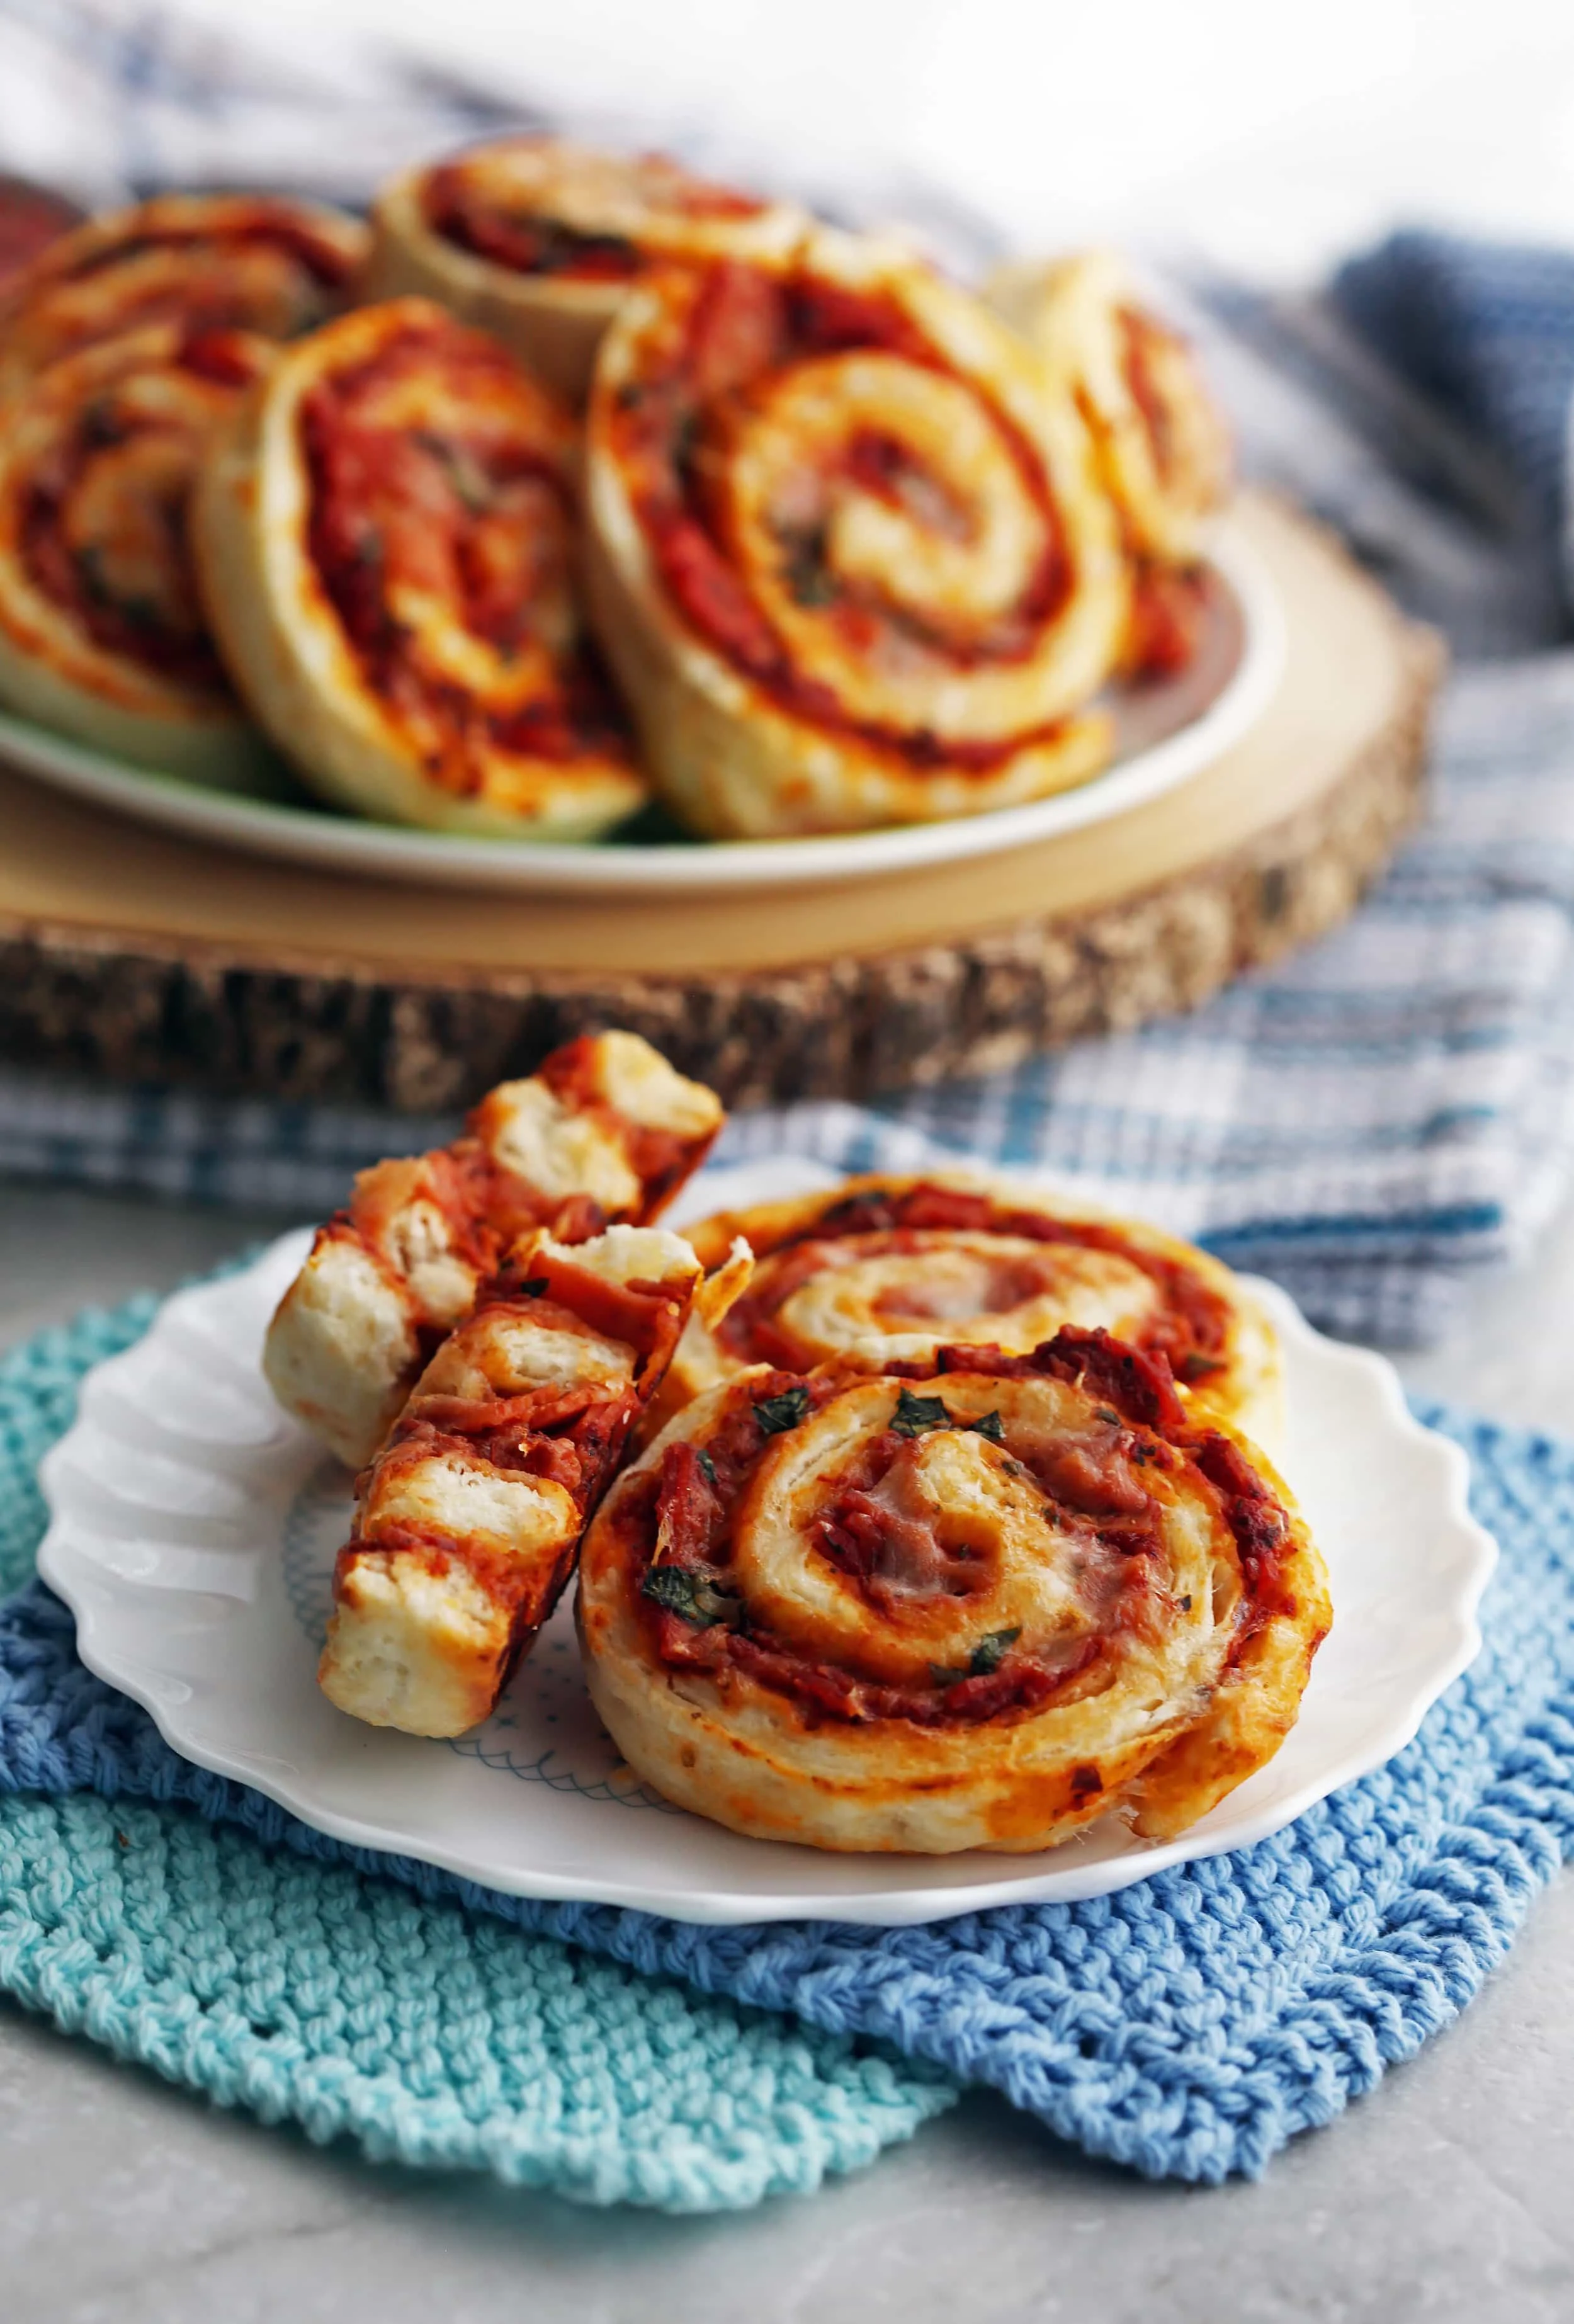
[363,137,806,402]
[579,1325,1328,1854]
[268,1032,1327,1852]
[0,143,1234,844]
[263,1028,724,1468]
[191,297,648,838]
[320,1219,708,1735]
[0,194,365,770]
[985,251,1231,677]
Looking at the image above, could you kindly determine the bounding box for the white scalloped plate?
[0,523,1280,896]
[37,1157,1495,1927]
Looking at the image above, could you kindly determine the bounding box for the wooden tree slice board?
[0,492,1441,1112]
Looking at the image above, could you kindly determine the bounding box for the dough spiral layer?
[192,298,647,836]
[322,1222,704,1736]
[264,1029,724,1468]
[986,250,1231,677]
[364,137,805,402]
[664,1172,1281,1449]
[0,193,365,400]
[584,231,1129,837]
[0,322,273,774]
[579,1327,1330,1854]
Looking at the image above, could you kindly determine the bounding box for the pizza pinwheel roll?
[582,231,1129,837]
[363,137,805,402]
[985,251,1231,677]
[321,1221,705,1735]
[0,323,274,776]
[191,298,647,837]
[263,1029,724,1468]
[662,1172,1281,1451]
[579,1327,1330,1854]
[0,193,365,401]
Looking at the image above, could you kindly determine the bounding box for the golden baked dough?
[321,1221,705,1735]
[579,1327,1330,1854]
[191,297,647,837]
[582,228,1129,837]
[986,250,1231,677]
[363,137,805,402]
[263,1029,724,1468]
[0,323,274,777]
[660,1171,1282,1450]
[0,193,365,400]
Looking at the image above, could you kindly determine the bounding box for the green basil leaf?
[641,1566,735,1627]
[890,1388,951,1438]
[969,1626,1021,1676]
[696,1448,718,1487]
[754,1386,811,1436]
[970,1410,1005,1443]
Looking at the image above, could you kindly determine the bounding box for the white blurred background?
[167,0,1574,278]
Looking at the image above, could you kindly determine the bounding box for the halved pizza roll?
[363,137,805,402]
[660,1171,1281,1451]
[322,1222,706,1735]
[579,1327,1330,1854]
[192,298,647,837]
[584,229,1129,837]
[985,251,1231,676]
[0,324,274,776]
[263,1029,724,1468]
[0,193,365,401]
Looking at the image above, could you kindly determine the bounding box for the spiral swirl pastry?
[0,322,275,775]
[322,1221,705,1736]
[582,231,1130,837]
[264,1029,724,1469]
[661,1173,1281,1450]
[579,1327,1330,1853]
[364,137,806,404]
[986,251,1231,678]
[0,194,366,401]
[192,298,647,836]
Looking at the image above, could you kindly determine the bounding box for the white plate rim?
[0,521,1283,898]
[35,1171,1495,1928]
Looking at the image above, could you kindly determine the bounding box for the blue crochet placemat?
[5,1289,1574,2192]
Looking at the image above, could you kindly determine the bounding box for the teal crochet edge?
[0,1295,957,2211]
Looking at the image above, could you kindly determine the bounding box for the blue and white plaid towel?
[5,0,1574,1347]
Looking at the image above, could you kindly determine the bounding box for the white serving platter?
[0,521,1281,897]
[36,1157,1495,1927]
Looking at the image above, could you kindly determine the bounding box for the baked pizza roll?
[363,137,805,402]
[660,1172,1281,1451]
[985,251,1231,677]
[579,1327,1330,1854]
[191,298,647,837]
[0,193,365,401]
[321,1221,705,1735]
[0,323,274,776]
[583,230,1129,837]
[263,1029,724,1468]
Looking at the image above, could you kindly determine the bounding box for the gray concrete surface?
[3,1177,1573,2323]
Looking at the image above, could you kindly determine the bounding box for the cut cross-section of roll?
[584,230,1130,837]
[192,297,647,837]
[263,1029,725,1469]
[0,193,366,401]
[0,323,275,776]
[985,250,1231,677]
[363,137,807,402]
[661,1172,1281,1451]
[321,1222,705,1735]
[579,1327,1330,1854]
